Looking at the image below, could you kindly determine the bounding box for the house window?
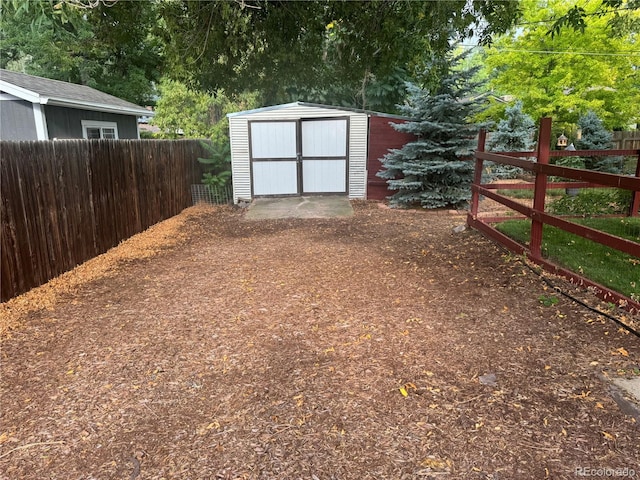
[81,121,119,139]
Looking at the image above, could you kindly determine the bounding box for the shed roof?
[0,69,151,116]
[227,101,412,120]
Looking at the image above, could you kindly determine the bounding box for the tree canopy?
[1,0,523,113]
[0,0,162,105]
[548,0,640,37]
[151,80,259,141]
[158,0,521,110]
[476,0,640,130]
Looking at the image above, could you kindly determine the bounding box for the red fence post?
[530,118,552,260]
[469,129,487,220]
[631,151,640,217]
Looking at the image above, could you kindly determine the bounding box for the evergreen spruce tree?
[377,53,482,209]
[486,101,536,179]
[576,110,623,173]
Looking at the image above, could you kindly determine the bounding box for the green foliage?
[576,111,624,173]
[548,188,632,215]
[488,101,537,152]
[478,0,640,130]
[377,52,482,209]
[548,0,640,37]
[198,140,232,189]
[0,1,162,105]
[151,80,260,141]
[158,1,521,110]
[538,294,560,307]
[486,101,536,179]
[549,155,586,183]
[554,156,586,169]
[0,1,523,114]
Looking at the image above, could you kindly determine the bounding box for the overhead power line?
[460,45,640,57]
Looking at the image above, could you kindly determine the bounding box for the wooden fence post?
[469,129,486,221]
[530,117,552,260]
[631,151,640,217]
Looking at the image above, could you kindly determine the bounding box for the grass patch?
[548,188,632,216]
[496,188,564,199]
[495,217,640,300]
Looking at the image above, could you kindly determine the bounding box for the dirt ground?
[1,202,639,480]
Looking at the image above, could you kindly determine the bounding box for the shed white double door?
[250,118,348,196]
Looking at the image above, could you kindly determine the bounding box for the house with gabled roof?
[0,69,152,141]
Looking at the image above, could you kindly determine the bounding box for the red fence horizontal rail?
[477,151,640,191]
[469,117,640,312]
[531,211,640,257]
[472,185,533,217]
[485,181,598,190]
[480,149,638,158]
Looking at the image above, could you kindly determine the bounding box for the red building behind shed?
[366,114,416,201]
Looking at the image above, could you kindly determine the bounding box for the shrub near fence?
[1,139,206,302]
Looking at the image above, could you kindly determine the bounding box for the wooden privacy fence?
[612,131,640,150]
[1,139,207,301]
[468,117,640,311]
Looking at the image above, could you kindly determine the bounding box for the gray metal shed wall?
[0,100,38,140]
[44,105,139,139]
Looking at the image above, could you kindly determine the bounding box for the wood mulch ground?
[1,202,639,479]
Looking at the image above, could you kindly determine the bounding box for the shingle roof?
[0,69,151,116]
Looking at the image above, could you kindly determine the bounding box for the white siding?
[228,103,368,202]
[230,116,251,202]
[347,113,368,199]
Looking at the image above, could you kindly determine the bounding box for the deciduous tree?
[0,0,161,105]
[477,0,639,130]
[158,1,521,110]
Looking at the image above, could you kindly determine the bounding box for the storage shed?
[228,102,414,203]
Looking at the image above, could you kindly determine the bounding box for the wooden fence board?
[612,131,640,150]
[1,139,206,301]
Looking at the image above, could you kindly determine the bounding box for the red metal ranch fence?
[467,117,640,312]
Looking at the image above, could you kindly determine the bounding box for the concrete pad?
[244,196,354,220]
[609,376,640,422]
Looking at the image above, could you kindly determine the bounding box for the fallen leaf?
[421,457,449,470]
[602,431,615,441]
[399,387,408,397]
[616,347,629,357]
[206,420,220,430]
